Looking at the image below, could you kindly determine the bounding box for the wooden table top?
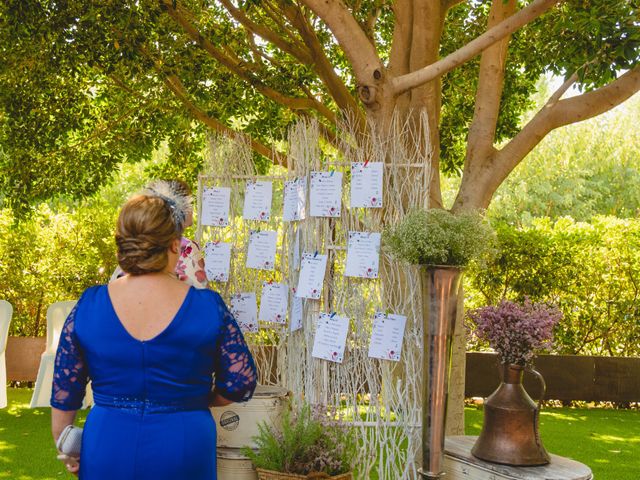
[444,436,593,480]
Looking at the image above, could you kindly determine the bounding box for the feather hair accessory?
[144,180,192,232]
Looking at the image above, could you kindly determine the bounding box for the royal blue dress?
[51,285,257,480]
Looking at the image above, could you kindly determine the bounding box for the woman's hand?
[57,454,80,476]
[208,390,234,407]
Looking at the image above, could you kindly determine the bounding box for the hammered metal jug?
[471,363,550,466]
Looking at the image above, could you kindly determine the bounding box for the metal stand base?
[418,468,446,479]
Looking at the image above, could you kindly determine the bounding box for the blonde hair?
[115,195,184,275]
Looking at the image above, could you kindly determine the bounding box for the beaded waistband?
[93,392,209,414]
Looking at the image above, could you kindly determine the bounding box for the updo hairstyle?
[115,194,184,275]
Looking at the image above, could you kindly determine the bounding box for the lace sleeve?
[213,298,258,403]
[50,303,88,411]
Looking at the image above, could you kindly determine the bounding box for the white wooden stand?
[444,436,593,480]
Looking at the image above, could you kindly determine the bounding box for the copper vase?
[471,363,550,466]
[417,266,463,479]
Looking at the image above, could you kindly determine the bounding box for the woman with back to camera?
[50,185,257,479]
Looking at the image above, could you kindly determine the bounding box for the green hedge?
[0,201,118,336]
[467,216,640,356]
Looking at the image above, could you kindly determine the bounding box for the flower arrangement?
[467,298,562,366]
[382,208,495,267]
[242,403,356,479]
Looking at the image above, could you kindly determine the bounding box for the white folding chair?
[30,301,94,409]
[0,300,13,409]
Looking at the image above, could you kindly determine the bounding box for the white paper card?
[290,295,303,332]
[204,241,231,282]
[350,162,383,208]
[246,230,277,270]
[259,282,288,324]
[283,177,307,222]
[201,187,231,227]
[310,171,342,217]
[230,293,258,333]
[368,312,407,362]
[344,232,381,279]
[243,181,273,221]
[296,252,328,299]
[312,313,349,363]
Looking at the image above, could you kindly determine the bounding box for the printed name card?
[344,232,381,279]
[312,313,349,363]
[310,171,343,217]
[283,177,307,222]
[204,241,231,282]
[290,295,303,332]
[259,282,288,324]
[296,252,328,299]
[243,180,273,221]
[350,162,383,208]
[230,293,258,333]
[201,187,231,226]
[246,230,277,271]
[368,312,407,362]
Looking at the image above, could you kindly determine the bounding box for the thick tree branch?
[510,66,640,160]
[546,72,577,106]
[388,0,412,79]
[216,0,314,64]
[453,66,640,210]
[392,0,560,95]
[162,1,335,123]
[283,3,364,125]
[465,0,516,158]
[299,0,382,82]
[162,73,285,166]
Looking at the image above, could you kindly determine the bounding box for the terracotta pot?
[471,363,550,466]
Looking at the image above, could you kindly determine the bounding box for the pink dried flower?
[467,298,562,366]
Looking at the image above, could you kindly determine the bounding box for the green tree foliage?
[0,202,117,336]
[0,1,638,210]
[467,217,640,357]
[489,94,640,223]
[0,160,156,336]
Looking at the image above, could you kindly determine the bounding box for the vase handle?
[525,366,546,409]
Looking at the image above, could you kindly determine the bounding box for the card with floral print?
[230,292,259,333]
[259,281,288,324]
[309,171,342,217]
[312,312,349,363]
[368,312,407,362]
[350,162,383,208]
[246,230,277,271]
[201,186,231,227]
[344,231,381,279]
[243,180,273,221]
[204,241,231,282]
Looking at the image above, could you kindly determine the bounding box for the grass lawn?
[1,388,639,479]
[466,405,640,480]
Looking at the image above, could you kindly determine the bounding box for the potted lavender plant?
[242,403,356,480]
[466,298,562,466]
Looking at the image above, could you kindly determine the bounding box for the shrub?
[383,208,496,267]
[242,403,356,476]
[466,217,640,356]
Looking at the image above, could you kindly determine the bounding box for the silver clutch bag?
[56,425,83,458]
